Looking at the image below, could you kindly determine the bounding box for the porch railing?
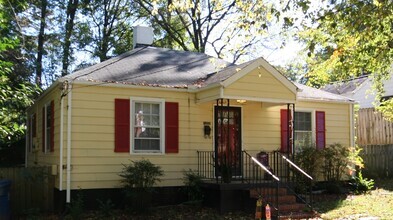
[197,150,315,216]
[275,151,314,209]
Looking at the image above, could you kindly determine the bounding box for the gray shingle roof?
[321,76,368,96]
[64,46,353,103]
[296,83,354,102]
[65,46,233,88]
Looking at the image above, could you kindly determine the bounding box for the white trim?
[350,103,355,147]
[69,80,189,92]
[59,95,64,191]
[223,95,296,104]
[221,58,298,94]
[297,98,355,104]
[130,97,165,154]
[44,102,50,154]
[293,108,316,151]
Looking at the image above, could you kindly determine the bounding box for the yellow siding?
[195,86,221,102]
[61,85,215,189]
[223,68,296,101]
[27,82,352,190]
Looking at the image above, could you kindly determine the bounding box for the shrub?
[119,159,163,212]
[65,193,84,220]
[320,143,363,182]
[350,170,375,194]
[294,145,320,193]
[183,169,204,202]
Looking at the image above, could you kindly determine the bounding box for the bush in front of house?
[182,169,204,204]
[119,159,163,213]
[294,145,321,194]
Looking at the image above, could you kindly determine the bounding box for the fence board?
[356,108,393,145]
[0,166,55,215]
[360,144,393,178]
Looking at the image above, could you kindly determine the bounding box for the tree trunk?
[62,0,79,76]
[36,0,47,86]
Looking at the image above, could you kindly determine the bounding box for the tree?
[61,0,79,76]
[134,0,278,63]
[293,0,393,118]
[77,0,136,62]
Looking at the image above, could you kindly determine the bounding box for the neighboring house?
[25,28,355,210]
[322,75,393,109]
[322,75,393,146]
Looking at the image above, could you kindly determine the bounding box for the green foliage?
[119,159,163,212]
[295,145,321,180]
[182,169,204,202]
[292,1,393,119]
[97,199,115,218]
[320,143,355,182]
[66,193,84,220]
[376,99,393,122]
[350,171,375,195]
[119,159,164,190]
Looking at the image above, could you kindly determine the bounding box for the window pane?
[143,103,151,114]
[135,139,160,151]
[295,112,311,131]
[152,104,159,114]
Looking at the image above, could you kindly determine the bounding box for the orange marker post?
[265,204,271,220]
[255,198,262,220]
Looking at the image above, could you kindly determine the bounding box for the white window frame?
[44,102,52,154]
[29,113,35,152]
[130,97,165,154]
[294,109,316,150]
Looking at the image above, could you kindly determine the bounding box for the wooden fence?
[0,166,55,215]
[356,108,393,145]
[360,145,393,178]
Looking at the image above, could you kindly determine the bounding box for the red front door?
[214,106,242,177]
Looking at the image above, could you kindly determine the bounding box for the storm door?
[214,103,242,179]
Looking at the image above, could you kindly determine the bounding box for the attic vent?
[133,26,154,48]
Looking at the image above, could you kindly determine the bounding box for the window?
[29,113,36,151]
[131,98,164,153]
[45,103,52,153]
[294,111,313,149]
[42,101,54,153]
[114,98,178,154]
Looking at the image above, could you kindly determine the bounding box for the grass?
[314,179,393,220]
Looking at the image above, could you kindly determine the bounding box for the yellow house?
[26,45,355,211]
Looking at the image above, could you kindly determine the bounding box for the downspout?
[25,113,28,168]
[66,84,72,203]
[59,90,64,191]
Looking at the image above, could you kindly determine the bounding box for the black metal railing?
[197,150,314,216]
[274,151,314,209]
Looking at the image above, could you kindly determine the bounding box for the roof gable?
[221,57,298,94]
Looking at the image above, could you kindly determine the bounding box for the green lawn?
[314,179,393,220]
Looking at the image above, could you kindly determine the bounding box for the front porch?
[197,150,316,219]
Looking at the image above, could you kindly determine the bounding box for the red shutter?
[165,102,179,153]
[50,100,55,152]
[114,99,130,152]
[316,111,326,150]
[280,109,293,153]
[42,107,45,152]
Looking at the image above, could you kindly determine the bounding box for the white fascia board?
[221,58,298,95]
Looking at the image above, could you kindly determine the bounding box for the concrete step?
[251,194,296,204]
